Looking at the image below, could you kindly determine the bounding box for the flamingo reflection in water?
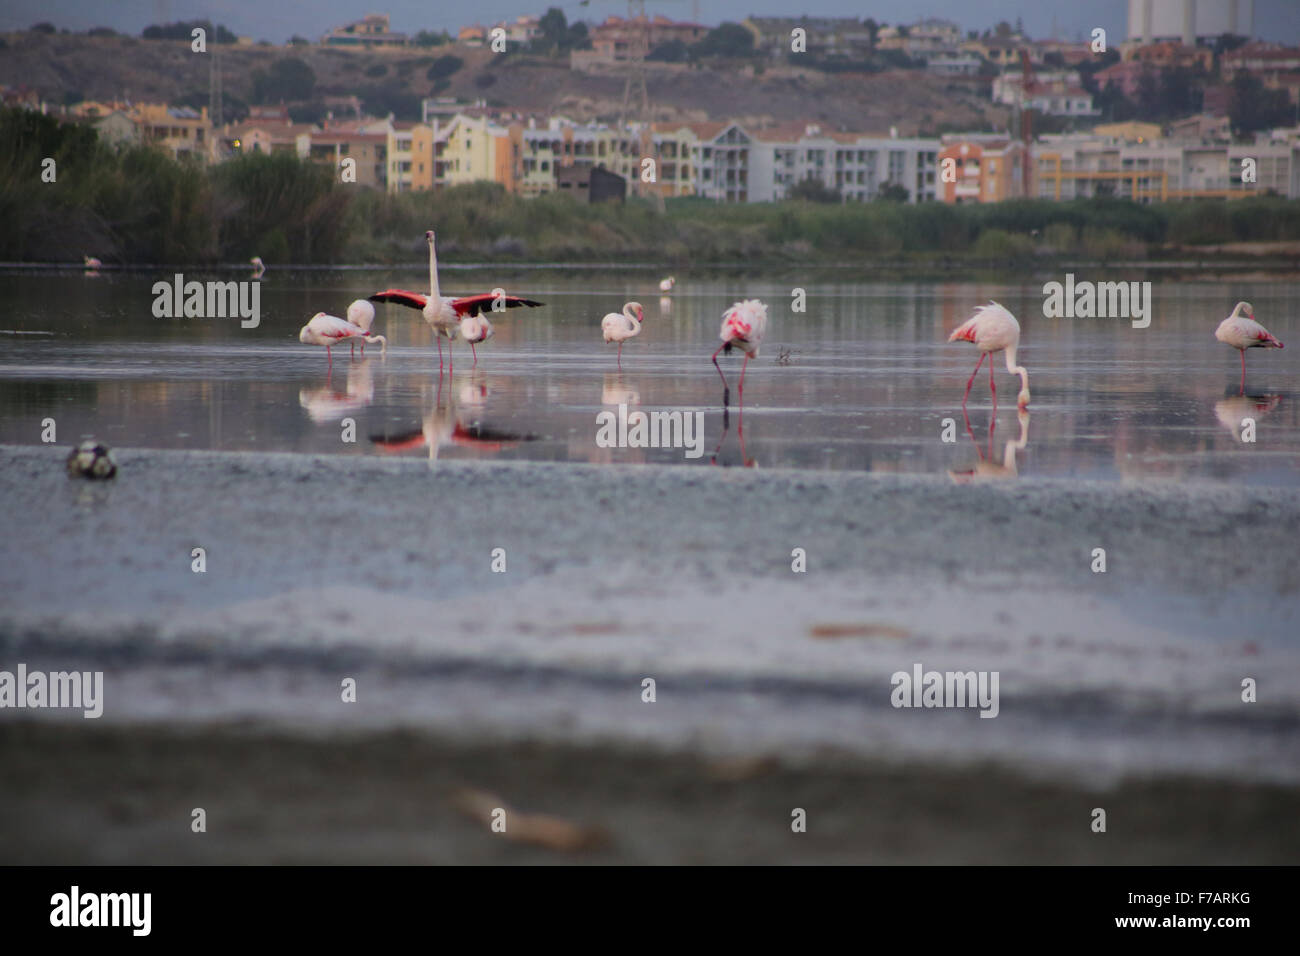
[298,357,378,425]
[1214,392,1282,443]
[948,406,1030,483]
[371,372,536,464]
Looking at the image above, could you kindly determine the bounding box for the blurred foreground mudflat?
[2,723,1298,865]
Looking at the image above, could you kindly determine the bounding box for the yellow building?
[128,103,214,161]
[387,122,437,193]
[440,114,513,190]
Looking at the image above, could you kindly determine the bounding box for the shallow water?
[1,269,1297,484]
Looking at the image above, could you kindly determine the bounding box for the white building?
[692,123,939,203]
[993,71,1099,117]
[1127,0,1255,45]
[927,52,984,77]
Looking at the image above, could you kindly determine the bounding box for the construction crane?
[583,0,696,203]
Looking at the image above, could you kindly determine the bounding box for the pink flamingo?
[1215,301,1284,394]
[346,299,377,356]
[299,312,386,365]
[709,299,767,466]
[948,301,1030,410]
[601,301,644,368]
[710,299,768,404]
[369,230,542,369]
[459,312,494,366]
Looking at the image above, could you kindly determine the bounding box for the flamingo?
[659,276,675,293]
[347,299,377,356]
[947,301,1030,410]
[710,299,768,404]
[83,256,101,270]
[601,301,644,368]
[460,313,494,366]
[299,312,386,364]
[369,230,543,369]
[1216,301,1283,394]
[250,256,265,278]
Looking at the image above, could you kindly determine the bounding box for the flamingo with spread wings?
[369,230,542,368]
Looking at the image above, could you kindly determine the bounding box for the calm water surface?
[1,269,1297,484]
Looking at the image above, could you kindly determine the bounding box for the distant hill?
[0,31,1008,134]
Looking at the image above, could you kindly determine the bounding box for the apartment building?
[692,123,939,203]
[1034,133,1300,201]
[440,114,514,190]
[387,121,437,192]
[309,131,387,188]
[937,139,1027,203]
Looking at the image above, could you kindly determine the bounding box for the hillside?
[0,31,1009,133]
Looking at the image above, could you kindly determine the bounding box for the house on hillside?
[92,111,139,148]
[741,17,873,59]
[993,71,1099,117]
[321,14,408,48]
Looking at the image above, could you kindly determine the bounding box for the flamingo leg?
[738,355,749,403]
[989,351,997,413]
[617,341,623,369]
[710,398,730,464]
[326,345,333,366]
[437,336,444,369]
[350,340,356,357]
[711,342,730,406]
[963,352,986,406]
[471,341,478,367]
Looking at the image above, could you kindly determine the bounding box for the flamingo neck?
[1005,345,1030,404]
[428,238,442,303]
[625,304,641,330]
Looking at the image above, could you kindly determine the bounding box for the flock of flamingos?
[293,229,1286,413]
